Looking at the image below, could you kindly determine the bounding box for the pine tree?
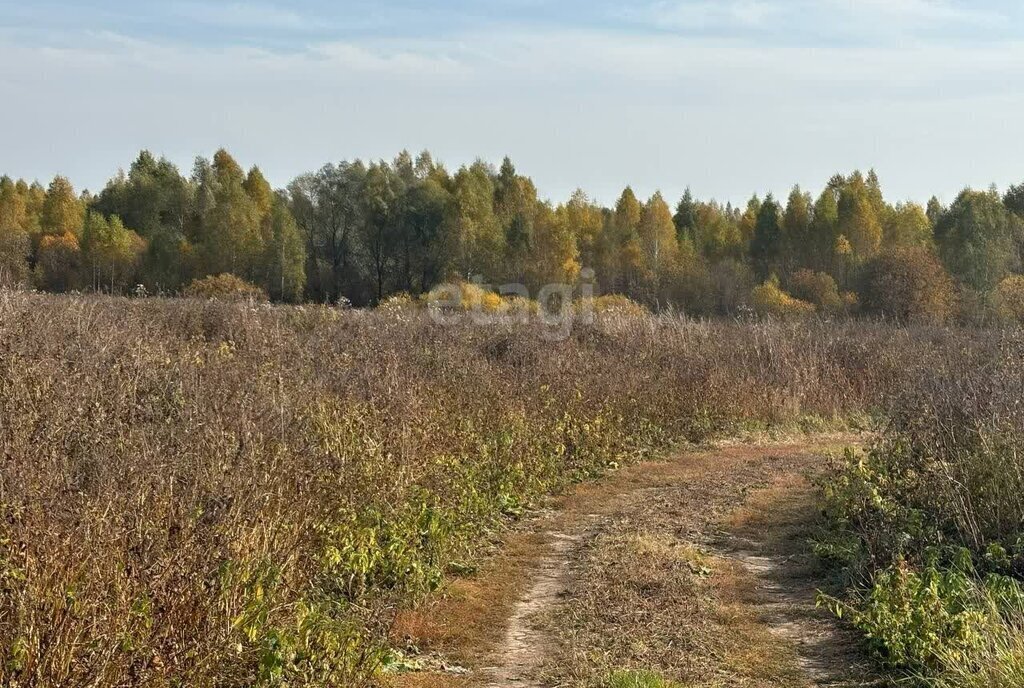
[782,186,812,270]
[673,188,698,242]
[750,194,782,279]
[811,188,839,273]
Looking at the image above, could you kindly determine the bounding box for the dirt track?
[388,436,882,688]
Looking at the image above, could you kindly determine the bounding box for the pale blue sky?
[1,0,1022,205]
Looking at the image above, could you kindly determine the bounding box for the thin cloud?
[833,0,1000,24]
[166,2,317,31]
[635,0,785,30]
[627,0,1006,39]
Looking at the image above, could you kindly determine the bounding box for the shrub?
[788,269,844,313]
[376,292,418,313]
[818,332,1024,685]
[183,273,269,302]
[576,294,650,319]
[833,558,1018,675]
[34,231,83,292]
[708,258,754,315]
[424,281,507,313]
[860,247,955,323]
[750,276,815,318]
[0,293,965,685]
[994,276,1024,324]
[0,230,30,287]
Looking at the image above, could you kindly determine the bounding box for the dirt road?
[388,436,881,688]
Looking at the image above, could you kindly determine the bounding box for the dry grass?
[0,291,984,686]
[539,448,816,688]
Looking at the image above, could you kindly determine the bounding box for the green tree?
[451,161,504,280]
[599,187,643,295]
[81,212,146,292]
[94,151,192,236]
[494,157,539,283]
[837,173,883,261]
[0,176,28,232]
[192,149,262,279]
[393,176,452,294]
[0,177,31,285]
[263,196,306,302]
[782,186,812,270]
[926,196,946,228]
[935,189,1023,291]
[751,194,782,279]
[288,161,368,303]
[360,162,400,301]
[810,187,840,274]
[884,203,933,250]
[738,195,761,250]
[691,201,743,262]
[673,188,698,242]
[1005,183,1024,218]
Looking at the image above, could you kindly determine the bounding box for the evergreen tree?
[926,196,946,228]
[811,188,840,273]
[494,157,539,282]
[673,188,698,242]
[750,194,782,279]
[1005,183,1024,218]
[782,186,812,270]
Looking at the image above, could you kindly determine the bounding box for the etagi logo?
[426,269,597,341]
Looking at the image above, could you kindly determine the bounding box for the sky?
[1,0,1023,206]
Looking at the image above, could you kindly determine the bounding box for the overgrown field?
[820,328,1024,685]
[0,291,991,687]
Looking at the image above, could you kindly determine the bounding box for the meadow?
[0,290,1011,687]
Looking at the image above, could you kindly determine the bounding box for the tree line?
[2,148,1023,321]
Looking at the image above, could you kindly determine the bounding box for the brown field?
[0,291,996,686]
